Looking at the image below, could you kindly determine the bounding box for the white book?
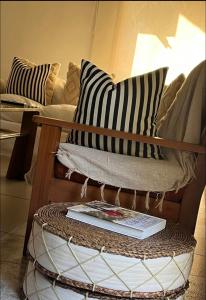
[66,200,166,240]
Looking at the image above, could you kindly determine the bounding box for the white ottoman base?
[23,262,186,300]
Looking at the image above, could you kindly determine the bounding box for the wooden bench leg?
[6,111,39,180]
[23,124,61,255]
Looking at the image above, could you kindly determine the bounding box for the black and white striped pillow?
[69,60,168,159]
[6,57,60,105]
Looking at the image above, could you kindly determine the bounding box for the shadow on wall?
[127,1,205,47]
[112,1,205,83]
[132,14,205,84]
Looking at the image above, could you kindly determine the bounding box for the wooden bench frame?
[23,116,206,255]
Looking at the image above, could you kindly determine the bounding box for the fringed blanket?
[57,143,185,211]
[158,60,206,184]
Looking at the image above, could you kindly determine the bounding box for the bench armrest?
[33,116,206,154]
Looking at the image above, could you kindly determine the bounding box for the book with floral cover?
[66,201,166,239]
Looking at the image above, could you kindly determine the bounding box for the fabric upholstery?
[69,59,168,159]
[6,57,60,105]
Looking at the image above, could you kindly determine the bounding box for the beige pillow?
[156,73,185,127]
[51,77,66,104]
[0,79,6,94]
[6,57,60,105]
[63,62,80,105]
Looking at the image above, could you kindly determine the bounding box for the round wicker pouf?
[24,202,196,299]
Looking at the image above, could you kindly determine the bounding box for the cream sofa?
[0,77,77,157]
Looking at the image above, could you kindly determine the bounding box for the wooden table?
[0,106,40,180]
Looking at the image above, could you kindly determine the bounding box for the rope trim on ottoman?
[33,203,196,259]
[25,258,188,300]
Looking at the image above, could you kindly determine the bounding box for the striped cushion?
[69,60,168,159]
[6,57,60,105]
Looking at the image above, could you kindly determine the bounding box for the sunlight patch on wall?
[131,15,205,84]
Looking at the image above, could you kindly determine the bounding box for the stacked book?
[66,200,166,239]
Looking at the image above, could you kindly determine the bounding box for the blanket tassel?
[155,192,166,212]
[81,177,89,199]
[100,184,106,202]
[132,190,137,210]
[145,191,150,210]
[115,187,121,206]
[65,168,74,180]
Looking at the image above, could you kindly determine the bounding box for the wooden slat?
[33,116,206,154]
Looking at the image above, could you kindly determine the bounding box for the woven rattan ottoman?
[23,203,196,299]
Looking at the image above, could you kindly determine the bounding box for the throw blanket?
[57,142,185,210]
[158,60,206,184]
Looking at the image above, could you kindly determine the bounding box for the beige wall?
[0,1,96,80]
[1,1,205,83]
[109,1,205,82]
[90,1,120,76]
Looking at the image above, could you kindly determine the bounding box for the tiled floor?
[0,153,205,299]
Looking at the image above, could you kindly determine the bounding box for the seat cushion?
[41,104,76,122]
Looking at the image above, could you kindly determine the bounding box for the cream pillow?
[51,77,66,104]
[6,57,61,105]
[63,62,80,105]
[0,79,6,94]
[156,74,185,128]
